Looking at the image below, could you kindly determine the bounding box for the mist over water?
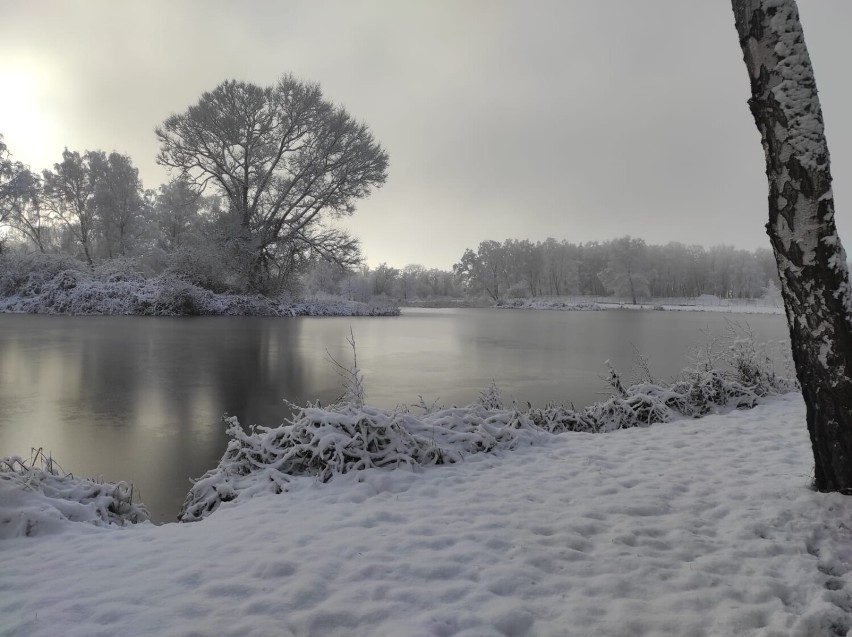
[0,308,790,521]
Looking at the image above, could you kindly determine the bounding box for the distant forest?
[305,237,781,304]
[2,140,779,305]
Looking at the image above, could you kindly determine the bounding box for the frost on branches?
[0,253,399,317]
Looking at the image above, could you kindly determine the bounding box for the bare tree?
[156,75,388,293]
[0,136,52,252]
[732,0,852,492]
[5,168,52,253]
[42,150,100,265]
[453,240,510,302]
[90,151,146,258]
[599,236,651,305]
[0,136,30,224]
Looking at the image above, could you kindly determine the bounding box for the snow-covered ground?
[3,394,851,637]
[0,271,399,317]
[610,301,785,315]
[493,296,784,315]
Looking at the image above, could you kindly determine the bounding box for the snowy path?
[3,395,852,637]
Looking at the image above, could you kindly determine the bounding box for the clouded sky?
[1,1,850,269]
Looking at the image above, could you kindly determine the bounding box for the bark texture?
[732,0,852,492]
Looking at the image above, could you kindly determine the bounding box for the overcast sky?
[1,1,850,270]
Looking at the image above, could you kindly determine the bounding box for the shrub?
[0,449,149,537]
[93,257,145,283]
[166,245,233,294]
[0,252,87,297]
[180,329,798,522]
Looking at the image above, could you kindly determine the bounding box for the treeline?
[0,141,249,293]
[3,144,779,305]
[452,237,780,303]
[0,75,388,296]
[301,260,461,302]
[300,237,781,304]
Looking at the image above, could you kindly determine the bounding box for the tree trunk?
[732,0,852,492]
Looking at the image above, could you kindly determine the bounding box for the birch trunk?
[732,0,852,492]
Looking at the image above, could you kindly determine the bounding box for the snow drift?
[0,450,149,539]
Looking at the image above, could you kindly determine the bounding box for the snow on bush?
[180,328,798,522]
[179,397,541,522]
[495,297,605,311]
[0,449,149,538]
[0,254,399,317]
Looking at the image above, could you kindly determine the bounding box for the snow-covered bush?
[722,320,798,396]
[180,329,797,522]
[283,298,400,317]
[0,264,400,317]
[93,257,146,283]
[152,276,204,316]
[0,252,87,297]
[165,245,234,294]
[0,449,149,538]
[179,402,541,522]
[495,297,605,311]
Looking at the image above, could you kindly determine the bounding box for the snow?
[0,453,149,539]
[765,0,827,173]
[492,296,784,315]
[3,395,852,636]
[0,269,399,317]
[178,364,792,522]
[495,298,604,311]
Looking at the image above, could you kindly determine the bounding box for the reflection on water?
[0,309,790,521]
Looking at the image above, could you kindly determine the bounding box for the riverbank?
[491,295,784,315]
[3,394,850,636]
[0,271,399,317]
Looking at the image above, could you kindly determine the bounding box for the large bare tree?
[42,150,100,266]
[156,75,388,293]
[732,0,852,492]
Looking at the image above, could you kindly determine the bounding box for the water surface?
[0,308,791,521]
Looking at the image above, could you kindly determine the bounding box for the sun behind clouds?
[0,63,60,171]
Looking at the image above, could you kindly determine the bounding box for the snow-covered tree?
[89,151,147,258]
[0,138,52,252]
[454,240,511,301]
[599,236,651,304]
[154,178,206,252]
[732,0,852,492]
[42,150,100,265]
[3,168,53,253]
[156,75,388,294]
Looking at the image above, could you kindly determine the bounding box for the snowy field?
[495,296,784,315]
[3,394,852,637]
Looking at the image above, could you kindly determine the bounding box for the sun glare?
[0,65,58,171]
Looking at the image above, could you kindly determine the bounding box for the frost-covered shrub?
[478,381,504,410]
[179,400,544,522]
[153,277,203,316]
[0,252,87,297]
[0,450,149,538]
[174,325,801,522]
[93,257,145,283]
[527,403,598,433]
[722,321,797,396]
[495,297,604,311]
[283,298,401,317]
[166,245,233,294]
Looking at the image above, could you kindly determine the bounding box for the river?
[0,307,791,522]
